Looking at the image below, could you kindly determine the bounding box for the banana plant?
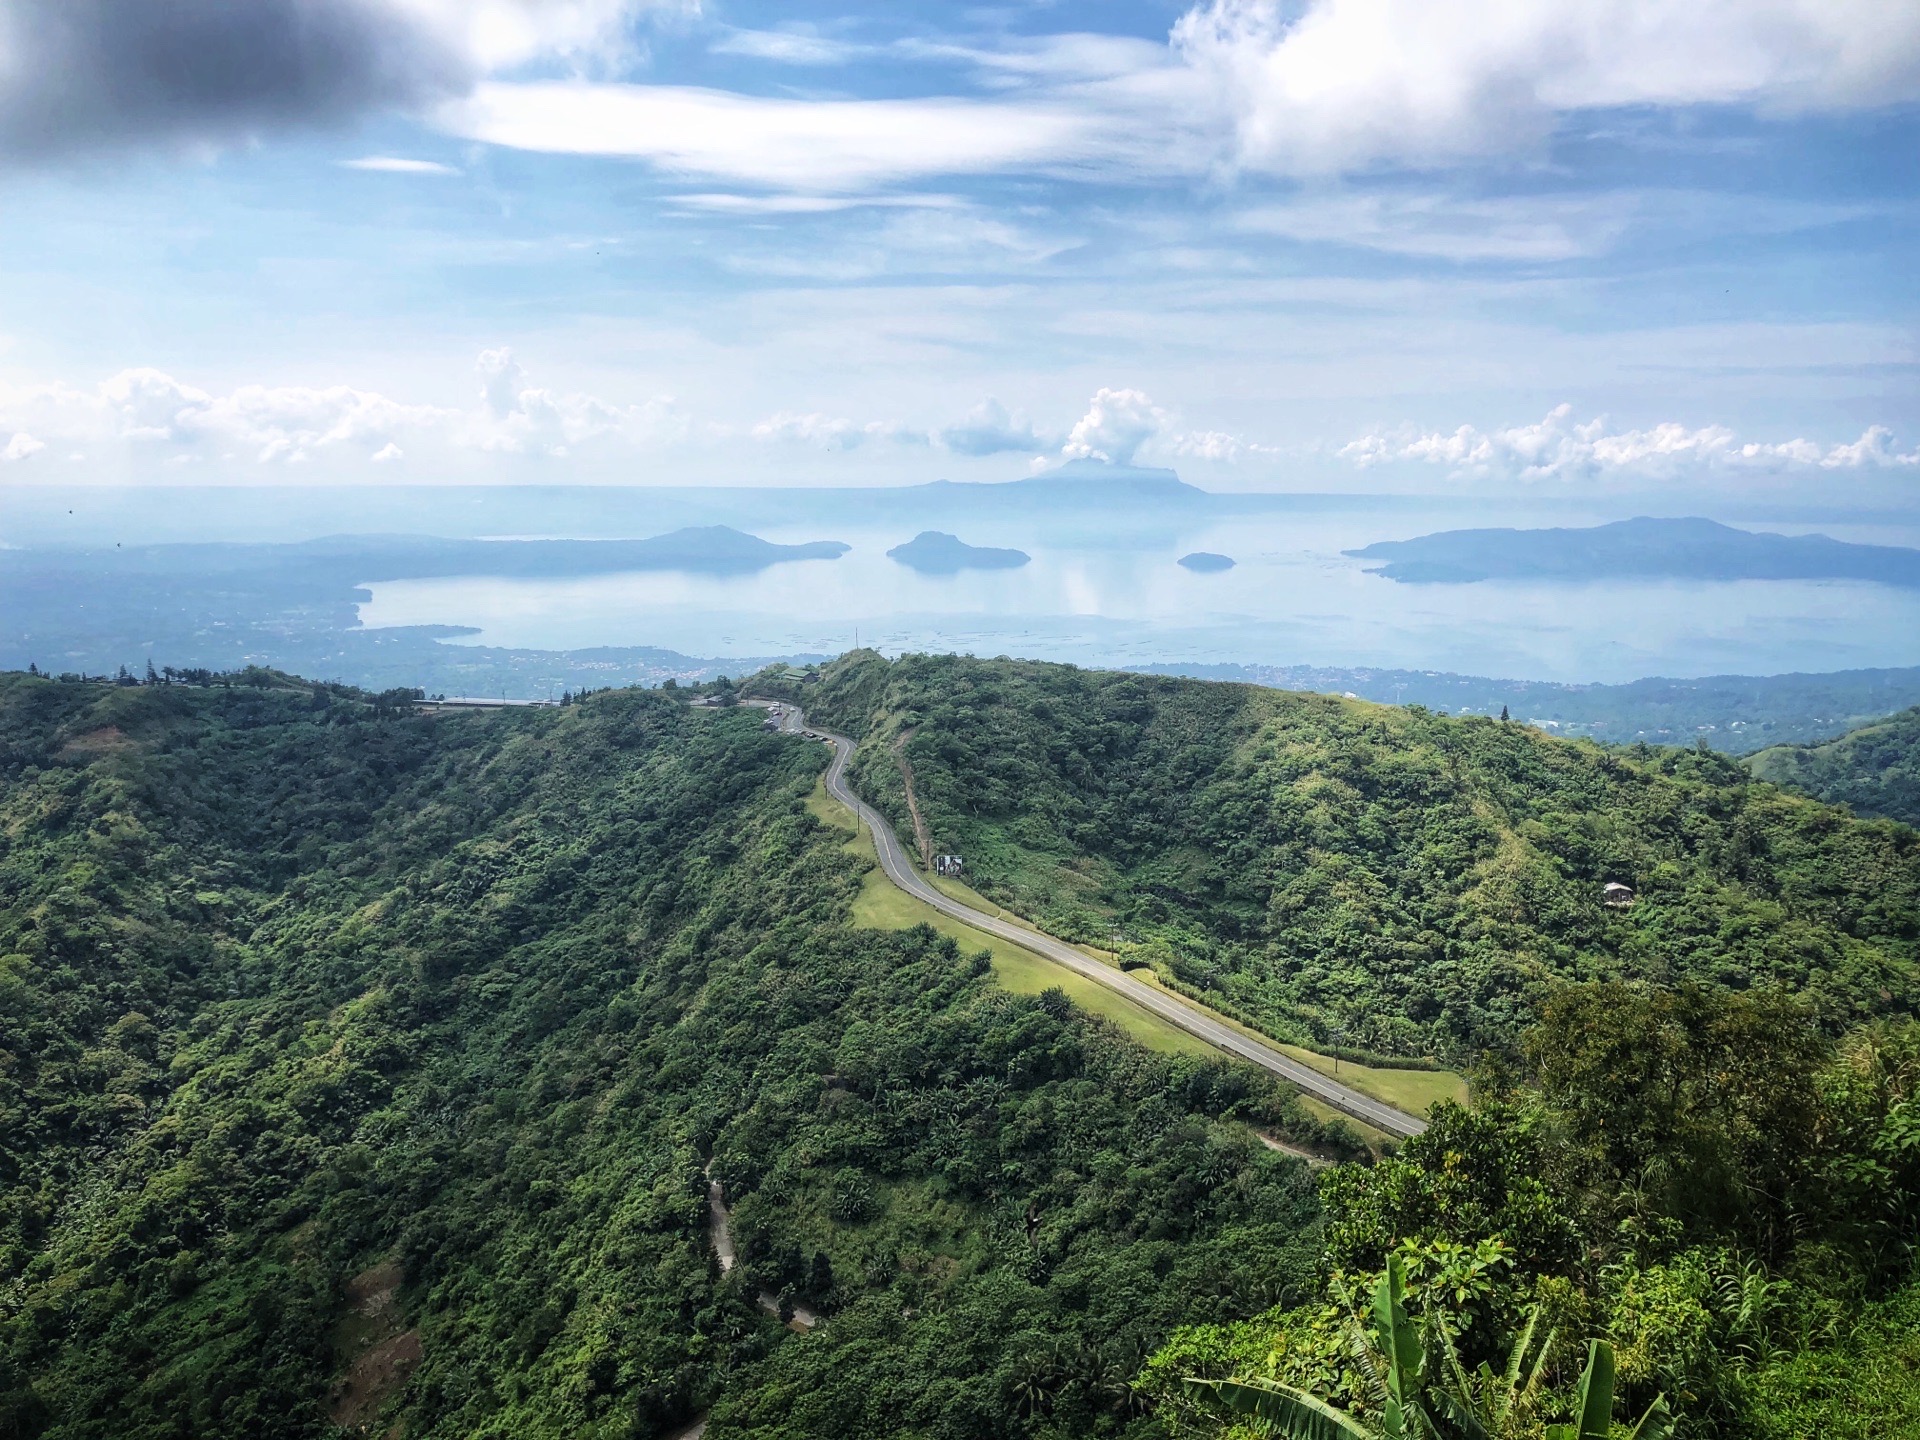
[1191,1256,1439,1438]
[1427,1300,1555,1439]
[1544,1343,1673,1440]
[1189,1260,1674,1440]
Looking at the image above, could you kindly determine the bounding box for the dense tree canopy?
[1748,704,1920,828]
[0,672,1329,1439]
[1142,985,1920,1439]
[5,663,1916,1439]
[765,652,1920,1059]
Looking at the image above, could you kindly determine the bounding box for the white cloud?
[901,33,1175,86]
[708,27,867,67]
[1063,387,1170,466]
[1819,425,1911,469]
[0,0,684,161]
[750,411,925,452]
[1171,430,1253,462]
[668,192,962,215]
[476,346,529,417]
[0,349,682,471]
[1341,403,1920,481]
[468,347,683,455]
[1175,0,1920,176]
[43,367,454,462]
[2,430,45,462]
[409,0,677,75]
[342,155,462,175]
[1234,190,1636,262]
[438,81,1159,192]
[428,1,1920,194]
[935,399,1048,457]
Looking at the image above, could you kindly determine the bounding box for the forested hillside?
[764,652,1920,1059]
[1748,705,1920,828]
[4,664,1917,1440]
[0,673,1327,1440]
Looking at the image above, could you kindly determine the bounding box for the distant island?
[318,526,852,579]
[885,531,1031,575]
[1346,516,1920,586]
[1178,551,1235,572]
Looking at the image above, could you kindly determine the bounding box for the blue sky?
[0,0,1915,494]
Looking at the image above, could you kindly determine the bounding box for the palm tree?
[1188,1258,1671,1440]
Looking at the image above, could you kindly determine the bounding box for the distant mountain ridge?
[1347,516,1920,586]
[13,526,851,581]
[913,458,1207,504]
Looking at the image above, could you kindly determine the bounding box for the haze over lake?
[353,497,1920,684]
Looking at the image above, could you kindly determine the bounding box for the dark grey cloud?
[0,0,472,160]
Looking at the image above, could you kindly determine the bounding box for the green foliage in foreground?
[1141,984,1920,1439]
[1197,1258,1672,1440]
[0,673,1332,1440]
[761,652,1920,1058]
[1747,704,1920,828]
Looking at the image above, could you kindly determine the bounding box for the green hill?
[4,664,1918,1440]
[762,651,1920,1059]
[1748,705,1920,828]
[0,672,1328,1440]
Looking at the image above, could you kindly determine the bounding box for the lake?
[354,499,1920,683]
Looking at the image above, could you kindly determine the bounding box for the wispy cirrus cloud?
[708,26,870,67]
[437,80,1198,192]
[342,155,462,175]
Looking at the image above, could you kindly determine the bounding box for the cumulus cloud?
[2,430,44,462]
[934,399,1048,457]
[476,347,529,417]
[1171,430,1259,463]
[0,0,669,161]
[467,347,683,456]
[1062,388,1170,466]
[0,348,680,470]
[439,2,1920,190]
[1340,404,1920,481]
[1175,0,1920,176]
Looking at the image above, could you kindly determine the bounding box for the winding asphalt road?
[757,702,1426,1139]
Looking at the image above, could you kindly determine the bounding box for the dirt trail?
[705,1161,819,1332]
[891,728,935,869]
[329,1260,421,1433]
[1255,1131,1334,1167]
